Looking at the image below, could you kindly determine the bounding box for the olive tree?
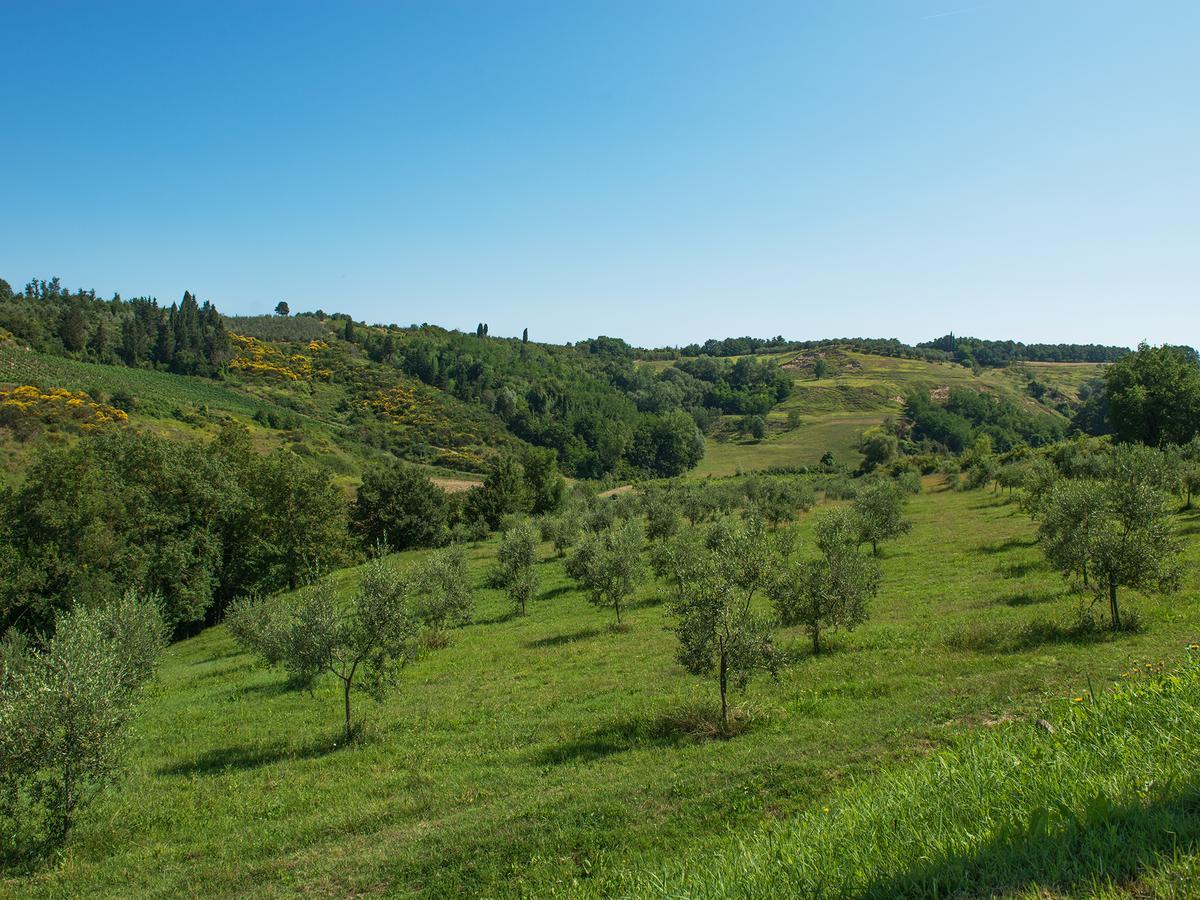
[545,502,584,557]
[492,519,540,615]
[769,507,880,654]
[414,544,474,644]
[642,487,682,542]
[1036,447,1184,630]
[852,479,912,556]
[1037,479,1106,588]
[566,518,646,626]
[0,591,166,844]
[663,518,785,731]
[227,557,422,741]
[746,477,816,529]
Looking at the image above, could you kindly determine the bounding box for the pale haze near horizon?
[1,0,1196,348]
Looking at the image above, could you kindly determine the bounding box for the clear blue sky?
[2,1,1196,347]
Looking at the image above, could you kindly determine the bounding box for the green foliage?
[566,518,646,626]
[770,507,881,653]
[0,592,165,846]
[1038,479,1107,587]
[858,427,898,472]
[518,446,565,515]
[544,501,584,556]
[641,487,682,542]
[852,479,912,556]
[627,409,706,476]
[229,558,423,741]
[905,387,1065,453]
[1104,343,1200,446]
[663,517,784,729]
[670,355,792,414]
[2,430,227,633]
[351,461,449,552]
[743,475,815,528]
[414,544,475,642]
[1033,445,1184,629]
[464,454,531,530]
[492,520,540,616]
[0,280,230,375]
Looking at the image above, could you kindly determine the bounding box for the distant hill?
[0,274,1113,487]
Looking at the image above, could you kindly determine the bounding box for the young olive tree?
[566,518,646,626]
[545,502,584,557]
[492,519,540,615]
[748,477,816,529]
[0,591,167,844]
[642,487,682,542]
[1017,457,1060,518]
[414,544,474,644]
[1036,447,1184,630]
[769,507,880,654]
[852,479,912,556]
[228,557,422,741]
[1091,449,1183,630]
[1037,479,1106,588]
[663,517,785,731]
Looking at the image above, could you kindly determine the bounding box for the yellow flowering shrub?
[228,333,332,382]
[0,384,130,429]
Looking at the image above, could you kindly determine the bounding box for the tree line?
[1,277,230,376]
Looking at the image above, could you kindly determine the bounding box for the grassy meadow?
[5,483,1198,898]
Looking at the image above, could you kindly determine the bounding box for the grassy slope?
[5,487,1198,898]
[695,351,1104,477]
[0,345,487,488]
[609,652,1200,898]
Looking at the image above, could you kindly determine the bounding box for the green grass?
[605,651,1200,898]
[695,413,879,476]
[4,487,1198,897]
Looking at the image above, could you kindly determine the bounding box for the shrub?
[351,461,449,551]
[0,592,166,845]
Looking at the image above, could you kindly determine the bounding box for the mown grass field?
[4,485,1197,898]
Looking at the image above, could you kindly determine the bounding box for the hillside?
[4,486,1198,897]
[675,349,1104,477]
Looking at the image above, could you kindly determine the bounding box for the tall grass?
[607,652,1200,898]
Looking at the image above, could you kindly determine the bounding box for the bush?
[0,592,166,846]
[351,461,450,552]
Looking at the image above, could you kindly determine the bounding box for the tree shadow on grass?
[474,608,520,626]
[946,615,1134,654]
[977,536,1036,555]
[538,584,575,602]
[995,589,1059,608]
[524,626,606,649]
[861,786,1200,898]
[536,706,741,765]
[628,593,666,610]
[997,559,1044,579]
[159,734,340,776]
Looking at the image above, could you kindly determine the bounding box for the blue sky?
[1,1,1196,347]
